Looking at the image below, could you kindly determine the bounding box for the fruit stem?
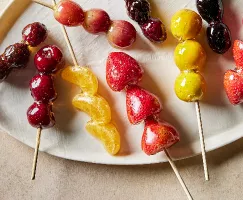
[164,149,193,200]
[52,0,79,66]
[32,0,54,10]
[31,127,42,180]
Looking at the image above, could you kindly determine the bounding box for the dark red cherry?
[27,102,55,129]
[196,0,223,24]
[0,58,11,82]
[207,22,231,54]
[2,43,30,69]
[22,22,48,47]
[140,18,167,42]
[30,74,57,103]
[34,45,63,74]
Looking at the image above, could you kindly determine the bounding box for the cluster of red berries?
[27,45,63,129]
[53,0,136,48]
[0,22,47,82]
[106,52,179,155]
[125,0,167,43]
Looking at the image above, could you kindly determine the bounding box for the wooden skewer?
[164,150,193,200]
[195,101,209,181]
[32,0,54,10]
[31,127,42,180]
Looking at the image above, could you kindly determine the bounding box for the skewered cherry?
[83,9,111,34]
[2,43,30,69]
[125,0,151,24]
[54,0,85,26]
[0,59,11,82]
[207,22,231,54]
[107,20,136,48]
[30,74,57,103]
[196,0,223,24]
[27,102,55,128]
[22,22,47,47]
[140,18,167,42]
[34,45,63,74]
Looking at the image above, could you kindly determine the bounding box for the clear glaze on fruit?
[27,102,55,128]
[72,94,111,124]
[30,74,57,103]
[86,121,120,155]
[107,20,137,48]
[22,22,47,47]
[174,40,206,71]
[106,52,143,91]
[142,117,180,155]
[140,18,167,42]
[2,43,30,69]
[54,0,85,26]
[83,9,111,34]
[126,85,162,124]
[34,45,63,74]
[196,0,223,24]
[207,22,231,54]
[0,58,11,82]
[125,0,151,24]
[174,71,206,102]
[171,9,202,41]
[62,65,98,95]
[233,40,243,69]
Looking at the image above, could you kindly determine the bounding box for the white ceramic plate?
[0,0,242,164]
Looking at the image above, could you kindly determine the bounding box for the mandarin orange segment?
[86,121,120,155]
[72,93,111,124]
[62,66,98,95]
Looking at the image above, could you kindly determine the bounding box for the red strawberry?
[142,117,180,155]
[224,69,243,105]
[106,52,143,91]
[233,40,243,70]
[126,85,162,124]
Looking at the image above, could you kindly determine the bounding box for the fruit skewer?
[196,0,231,54]
[0,22,47,82]
[171,9,209,181]
[224,40,243,105]
[106,52,193,200]
[33,0,136,49]
[33,0,121,154]
[124,0,167,43]
[27,45,63,180]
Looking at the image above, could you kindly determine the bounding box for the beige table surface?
[1,1,243,200]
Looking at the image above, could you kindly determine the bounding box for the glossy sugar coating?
[207,22,231,54]
[224,40,243,105]
[62,66,98,95]
[142,117,180,155]
[62,65,120,155]
[125,0,151,24]
[233,40,243,69]
[224,69,243,105]
[86,121,120,155]
[140,18,167,43]
[106,52,143,91]
[175,71,206,102]
[174,40,206,71]
[196,0,223,24]
[171,9,202,41]
[83,9,111,34]
[126,85,162,124]
[72,94,111,124]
